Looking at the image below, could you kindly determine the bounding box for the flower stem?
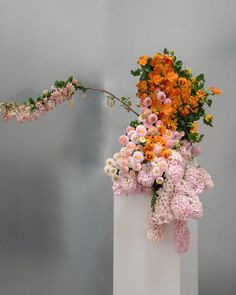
[85,87,139,116]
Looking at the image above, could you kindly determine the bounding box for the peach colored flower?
[119,135,129,145]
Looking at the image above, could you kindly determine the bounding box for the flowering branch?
[0,76,139,123]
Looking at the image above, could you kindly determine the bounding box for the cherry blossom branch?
[0,77,139,123]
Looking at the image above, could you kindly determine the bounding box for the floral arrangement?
[0,49,221,253]
[104,49,221,253]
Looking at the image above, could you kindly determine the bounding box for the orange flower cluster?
[143,127,172,160]
[136,52,221,134]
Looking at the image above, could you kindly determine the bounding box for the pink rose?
[126,125,134,133]
[154,87,160,95]
[156,91,166,102]
[143,97,152,107]
[155,120,163,127]
[148,113,158,124]
[164,98,171,104]
[119,135,129,146]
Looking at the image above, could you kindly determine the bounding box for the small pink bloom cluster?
[0,82,76,123]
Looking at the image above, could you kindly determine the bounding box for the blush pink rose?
[143,97,152,107]
[164,98,171,104]
[148,113,158,124]
[156,91,166,102]
[119,135,129,146]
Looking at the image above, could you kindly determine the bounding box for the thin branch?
[85,87,139,116]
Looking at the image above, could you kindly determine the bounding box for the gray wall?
[0,0,235,294]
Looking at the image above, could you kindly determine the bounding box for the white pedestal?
[113,193,198,295]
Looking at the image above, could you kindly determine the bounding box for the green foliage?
[54,80,66,88]
[131,69,141,77]
[206,99,212,107]
[188,133,204,143]
[151,189,157,212]
[130,120,139,128]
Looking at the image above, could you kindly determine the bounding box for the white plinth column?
[113,193,198,295]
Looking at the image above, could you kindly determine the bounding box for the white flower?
[110,167,118,176]
[139,136,146,143]
[156,177,164,184]
[104,166,112,175]
[106,157,115,166]
[131,132,140,144]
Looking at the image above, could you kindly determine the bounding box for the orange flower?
[150,53,162,67]
[157,125,167,136]
[188,96,199,108]
[181,106,190,116]
[210,87,221,95]
[166,71,178,83]
[138,55,149,66]
[152,74,162,85]
[162,104,173,116]
[162,54,173,65]
[159,149,172,158]
[137,92,148,99]
[178,77,188,88]
[137,81,147,92]
[159,114,171,126]
[190,122,198,133]
[144,143,155,151]
[145,151,156,161]
[197,89,206,99]
[153,135,167,147]
[168,120,177,130]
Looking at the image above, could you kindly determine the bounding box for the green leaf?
[54,80,66,88]
[131,69,141,77]
[29,97,35,105]
[206,99,212,107]
[130,120,139,128]
[151,189,157,211]
[66,76,73,83]
[175,60,183,67]
[196,134,204,142]
[163,48,169,54]
[196,73,205,82]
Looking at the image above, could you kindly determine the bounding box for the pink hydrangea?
[166,164,185,183]
[173,220,190,253]
[112,171,137,195]
[147,218,165,242]
[192,146,202,156]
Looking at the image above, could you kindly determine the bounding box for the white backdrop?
[0,0,235,294]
